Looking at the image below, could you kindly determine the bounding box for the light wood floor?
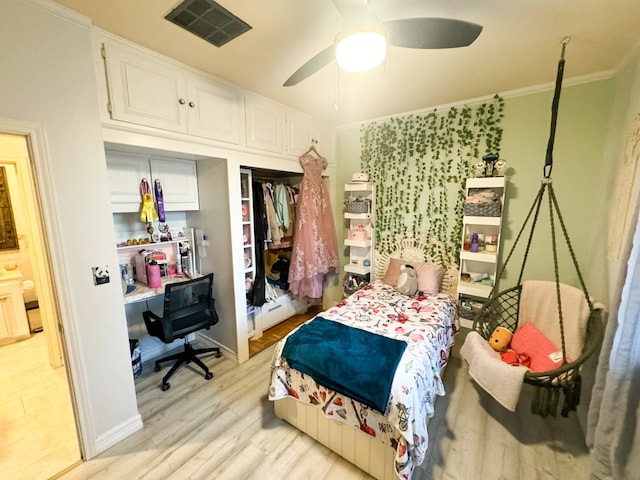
[248,304,324,356]
[57,327,591,480]
[0,327,80,480]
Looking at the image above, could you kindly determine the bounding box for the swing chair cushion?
[518,280,591,362]
[511,322,571,372]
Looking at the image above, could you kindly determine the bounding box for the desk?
[123,274,199,304]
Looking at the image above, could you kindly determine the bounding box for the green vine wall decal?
[360,94,504,266]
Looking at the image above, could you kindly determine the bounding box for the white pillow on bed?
[382,257,444,295]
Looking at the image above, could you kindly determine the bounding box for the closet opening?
[240,167,322,357]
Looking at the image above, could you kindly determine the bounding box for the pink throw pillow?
[382,257,405,286]
[511,322,571,372]
[414,262,444,294]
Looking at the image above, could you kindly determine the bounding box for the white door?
[286,110,314,157]
[244,96,285,154]
[103,42,189,133]
[150,157,200,211]
[186,74,242,144]
[106,150,151,213]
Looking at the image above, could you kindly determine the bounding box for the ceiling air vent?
[165,0,252,48]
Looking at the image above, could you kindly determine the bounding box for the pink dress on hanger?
[288,152,339,300]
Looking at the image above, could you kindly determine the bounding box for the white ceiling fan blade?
[383,17,483,49]
[283,46,335,87]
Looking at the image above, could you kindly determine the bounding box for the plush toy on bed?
[396,264,418,296]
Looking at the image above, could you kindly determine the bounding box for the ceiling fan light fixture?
[335,31,386,73]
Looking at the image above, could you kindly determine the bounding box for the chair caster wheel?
[161,382,170,391]
[205,372,213,380]
[155,364,161,372]
[215,351,222,358]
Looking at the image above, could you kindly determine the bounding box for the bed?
[268,234,459,480]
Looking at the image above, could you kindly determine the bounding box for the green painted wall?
[335,79,616,307]
[498,80,615,302]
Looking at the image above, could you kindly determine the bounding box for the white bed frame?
[273,234,459,479]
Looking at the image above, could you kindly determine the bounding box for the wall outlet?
[92,265,110,285]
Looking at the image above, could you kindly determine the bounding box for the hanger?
[303,145,321,157]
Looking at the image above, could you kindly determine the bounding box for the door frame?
[0,117,85,457]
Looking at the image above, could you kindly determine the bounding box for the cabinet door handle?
[268,304,282,312]
[178,98,186,105]
[188,101,196,108]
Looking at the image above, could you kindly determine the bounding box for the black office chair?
[143,272,222,391]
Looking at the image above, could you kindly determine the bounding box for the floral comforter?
[268,281,458,480]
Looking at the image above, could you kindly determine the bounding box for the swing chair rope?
[489,184,545,297]
[547,184,568,362]
[544,37,569,179]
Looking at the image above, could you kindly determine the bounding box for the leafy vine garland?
[360,94,505,266]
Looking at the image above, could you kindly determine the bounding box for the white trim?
[339,69,617,130]
[21,0,92,27]
[94,414,143,454]
[196,331,238,364]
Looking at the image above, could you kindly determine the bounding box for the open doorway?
[0,133,81,479]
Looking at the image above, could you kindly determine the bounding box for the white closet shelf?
[345,182,373,191]
[344,264,371,275]
[460,251,498,263]
[458,283,493,297]
[345,212,371,220]
[344,239,371,248]
[462,216,501,226]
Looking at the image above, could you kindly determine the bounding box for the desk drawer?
[260,296,287,330]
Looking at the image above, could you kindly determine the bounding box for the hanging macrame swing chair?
[468,38,604,418]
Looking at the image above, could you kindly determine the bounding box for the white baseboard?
[196,332,237,364]
[92,414,143,458]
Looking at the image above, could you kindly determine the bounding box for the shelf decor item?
[344,197,371,214]
[482,152,499,176]
[463,199,502,217]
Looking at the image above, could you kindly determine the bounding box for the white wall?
[0,0,140,457]
[186,157,238,358]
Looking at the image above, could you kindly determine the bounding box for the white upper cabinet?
[103,42,241,144]
[149,157,199,211]
[185,73,241,144]
[103,42,189,133]
[106,151,150,211]
[99,36,335,159]
[106,150,199,213]
[244,95,286,154]
[285,111,332,159]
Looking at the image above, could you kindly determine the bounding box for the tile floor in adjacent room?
[0,314,80,480]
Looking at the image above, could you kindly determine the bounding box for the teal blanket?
[281,316,407,414]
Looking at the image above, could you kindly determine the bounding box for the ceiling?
[52,0,640,126]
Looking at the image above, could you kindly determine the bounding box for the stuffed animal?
[501,350,531,368]
[396,264,418,296]
[489,326,513,352]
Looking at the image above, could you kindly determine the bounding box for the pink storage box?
[348,229,367,241]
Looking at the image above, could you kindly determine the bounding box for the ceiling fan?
[283,0,483,87]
